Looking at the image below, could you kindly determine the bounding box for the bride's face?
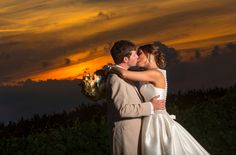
[137,50,149,67]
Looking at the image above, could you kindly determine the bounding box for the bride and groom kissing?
[106,40,209,155]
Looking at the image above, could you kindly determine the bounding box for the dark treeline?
[0,85,235,154]
[0,79,91,123]
[0,102,106,138]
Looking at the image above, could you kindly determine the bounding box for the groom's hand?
[151,96,166,110]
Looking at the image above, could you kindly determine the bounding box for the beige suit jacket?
[106,74,152,155]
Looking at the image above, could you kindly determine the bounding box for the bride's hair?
[138,44,166,69]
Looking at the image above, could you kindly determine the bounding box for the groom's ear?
[123,56,129,63]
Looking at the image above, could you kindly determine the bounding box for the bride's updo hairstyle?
[138,44,166,69]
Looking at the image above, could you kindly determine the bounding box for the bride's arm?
[110,66,166,110]
[111,66,161,83]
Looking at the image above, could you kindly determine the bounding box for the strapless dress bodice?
[139,69,167,101]
[140,83,167,101]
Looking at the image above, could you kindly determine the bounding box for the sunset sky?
[1,0,236,85]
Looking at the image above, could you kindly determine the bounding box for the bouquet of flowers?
[81,64,112,101]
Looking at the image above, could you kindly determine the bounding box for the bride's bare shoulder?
[148,69,164,78]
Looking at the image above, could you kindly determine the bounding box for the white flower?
[81,70,106,100]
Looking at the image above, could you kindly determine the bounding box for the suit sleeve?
[110,74,152,118]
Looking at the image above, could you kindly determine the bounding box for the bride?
[112,44,209,155]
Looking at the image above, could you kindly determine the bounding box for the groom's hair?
[110,40,136,64]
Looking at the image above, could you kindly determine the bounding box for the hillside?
[0,85,235,154]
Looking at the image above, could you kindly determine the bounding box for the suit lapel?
[126,79,144,102]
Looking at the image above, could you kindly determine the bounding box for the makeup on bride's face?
[137,51,148,67]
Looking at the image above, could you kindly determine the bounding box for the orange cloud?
[1,0,236,85]
[19,55,113,82]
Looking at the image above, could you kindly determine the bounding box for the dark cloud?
[153,41,180,65]
[0,76,13,82]
[172,33,236,50]
[0,79,90,123]
[63,1,236,48]
[226,42,236,50]
[0,19,15,27]
[0,52,11,60]
[41,61,52,68]
[64,58,71,65]
[96,11,115,20]
[0,0,66,17]
[0,0,235,84]
[0,31,79,81]
[167,43,236,92]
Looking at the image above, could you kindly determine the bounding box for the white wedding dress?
[140,69,210,155]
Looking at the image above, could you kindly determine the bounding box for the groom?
[106,40,165,155]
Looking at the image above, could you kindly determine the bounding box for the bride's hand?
[103,64,117,76]
[110,66,124,77]
[151,96,166,110]
[111,65,122,72]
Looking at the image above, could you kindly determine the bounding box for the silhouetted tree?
[211,45,220,57]
[195,49,201,59]
[226,42,236,50]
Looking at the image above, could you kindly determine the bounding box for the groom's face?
[127,50,138,67]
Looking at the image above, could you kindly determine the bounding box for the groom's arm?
[110,74,153,118]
